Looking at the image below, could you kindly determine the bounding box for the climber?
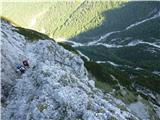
[22,60,29,68]
[16,64,26,74]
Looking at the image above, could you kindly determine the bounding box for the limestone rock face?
[1,19,138,120]
[1,20,26,100]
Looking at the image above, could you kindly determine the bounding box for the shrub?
[37,104,48,112]
[58,42,79,54]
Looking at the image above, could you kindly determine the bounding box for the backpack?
[16,65,22,69]
[23,60,29,67]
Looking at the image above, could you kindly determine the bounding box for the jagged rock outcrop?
[1,19,139,120]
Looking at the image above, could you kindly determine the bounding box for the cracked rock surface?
[1,19,139,120]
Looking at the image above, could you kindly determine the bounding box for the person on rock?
[22,60,29,68]
[16,64,26,74]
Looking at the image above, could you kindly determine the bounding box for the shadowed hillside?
[65,1,160,95]
[1,1,160,119]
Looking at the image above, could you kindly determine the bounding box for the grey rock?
[1,19,139,120]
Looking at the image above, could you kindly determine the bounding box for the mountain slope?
[62,2,160,119]
[1,1,124,39]
[66,1,160,94]
[1,1,160,119]
[1,18,140,120]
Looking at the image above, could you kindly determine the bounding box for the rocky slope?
[1,19,140,120]
[66,1,160,107]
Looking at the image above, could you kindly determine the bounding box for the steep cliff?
[1,19,139,120]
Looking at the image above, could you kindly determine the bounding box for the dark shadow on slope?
[66,1,160,94]
[67,1,160,70]
[69,1,160,43]
[15,27,54,41]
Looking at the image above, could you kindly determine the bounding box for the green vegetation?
[109,116,117,120]
[58,42,79,54]
[37,104,48,112]
[77,43,160,71]
[140,99,160,120]
[4,1,159,94]
[84,61,117,84]
[58,43,142,104]
[71,1,160,42]
[114,90,137,104]
[47,45,54,51]
[108,17,160,41]
[15,27,52,41]
[98,108,105,113]
[83,61,130,95]
[95,80,113,92]
[1,1,125,39]
[82,57,160,103]
[117,104,127,111]
[131,70,160,93]
[2,2,160,118]
[83,60,132,89]
[78,45,160,93]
